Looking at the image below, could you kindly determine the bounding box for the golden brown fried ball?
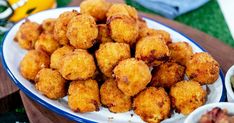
[135,36,170,66]
[35,33,60,54]
[20,50,50,80]
[59,49,96,80]
[107,14,139,44]
[168,42,193,66]
[100,79,131,113]
[106,3,138,20]
[66,14,98,49]
[54,10,79,45]
[137,17,147,29]
[35,68,66,99]
[68,79,100,113]
[97,24,113,43]
[151,62,185,89]
[138,28,172,45]
[170,80,207,115]
[50,45,74,70]
[186,52,220,85]
[15,20,41,50]
[133,87,171,123]
[80,0,111,21]
[95,42,131,77]
[42,18,56,34]
[113,58,152,96]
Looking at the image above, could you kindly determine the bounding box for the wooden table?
[1,0,234,122]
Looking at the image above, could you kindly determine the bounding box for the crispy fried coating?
[107,14,139,44]
[151,62,185,89]
[100,79,131,113]
[106,3,138,20]
[68,79,100,113]
[97,24,113,43]
[50,45,74,70]
[80,0,111,21]
[135,36,170,66]
[35,68,67,99]
[54,10,79,45]
[66,14,98,49]
[20,50,50,80]
[59,49,96,80]
[133,87,171,123]
[168,42,193,66]
[95,42,131,77]
[15,20,41,50]
[137,17,147,29]
[186,52,220,85]
[35,33,60,54]
[42,18,56,34]
[170,80,207,115]
[113,58,152,96]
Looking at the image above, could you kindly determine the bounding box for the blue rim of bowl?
[0,7,226,123]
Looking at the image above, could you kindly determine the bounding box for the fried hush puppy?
[80,0,111,21]
[151,62,185,89]
[186,52,220,85]
[54,10,79,45]
[42,18,56,34]
[97,24,113,43]
[107,14,139,45]
[59,49,96,80]
[133,87,171,123]
[95,42,131,77]
[113,58,152,96]
[100,79,131,113]
[137,17,147,29]
[68,79,100,113]
[66,14,98,49]
[135,36,170,66]
[168,42,193,66]
[170,80,207,115]
[50,45,74,70]
[35,33,60,54]
[15,20,41,50]
[20,50,50,80]
[35,68,67,99]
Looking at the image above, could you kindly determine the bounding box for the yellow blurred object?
[9,0,56,22]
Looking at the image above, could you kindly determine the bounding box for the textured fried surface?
[42,18,56,34]
[35,33,59,54]
[97,24,113,43]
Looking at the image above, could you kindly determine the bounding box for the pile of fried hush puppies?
[15,0,220,122]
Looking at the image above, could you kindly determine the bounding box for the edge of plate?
[0,7,226,123]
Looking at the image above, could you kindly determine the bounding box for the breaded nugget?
[59,49,96,80]
[42,18,56,34]
[35,33,60,54]
[35,68,66,99]
[135,36,170,66]
[133,87,171,123]
[66,14,98,49]
[170,80,207,115]
[54,10,79,45]
[50,45,74,70]
[138,28,172,45]
[15,20,41,50]
[186,52,220,85]
[151,62,185,89]
[106,3,138,20]
[137,17,147,29]
[95,42,131,77]
[80,0,111,21]
[97,24,113,43]
[100,79,131,113]
[168,42,193,66]
[68,79,100,113]
[20,50,50,80]
[107,14,139,44]
[113,58,152,96]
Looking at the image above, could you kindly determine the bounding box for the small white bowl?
[185,102,234,123]
[225,65,234,102]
